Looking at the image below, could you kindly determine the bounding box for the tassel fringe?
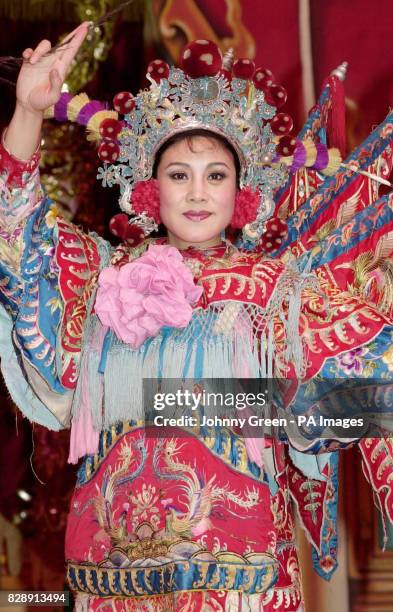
[69,261,317,435]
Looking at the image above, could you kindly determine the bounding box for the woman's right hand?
[16,22,90,115]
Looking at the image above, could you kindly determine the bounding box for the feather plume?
[323,148,342,176]
[86,110,118,142]
[66,93,90,122]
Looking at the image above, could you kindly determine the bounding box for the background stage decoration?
[153,0,256,64]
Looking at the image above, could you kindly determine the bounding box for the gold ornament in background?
[65,0,116,93]
[0,0,143,23]
[65,0,145,93]
[41,0,118,225]
[65,0,145,92]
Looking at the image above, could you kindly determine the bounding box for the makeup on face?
[157,137,237,250]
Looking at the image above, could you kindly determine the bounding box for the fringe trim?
[72,262,317,431]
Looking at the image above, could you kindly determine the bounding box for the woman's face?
[156,136,237,249]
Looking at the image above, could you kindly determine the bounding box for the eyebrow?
[163,162,231,170]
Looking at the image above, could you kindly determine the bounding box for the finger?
[58,21,92,47]
[47,68,63,106]
[49,68,62,91]
[57,22,90,67]
[29,39,52,64]
[48,69,63,102]
[22,48,33,60]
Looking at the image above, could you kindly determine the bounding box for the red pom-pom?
[233,58,255,80]
[270,113,293,136]
[99,118,122,140]
[147,59,170,82]
[253,67,274,90]
[264,84,287,108]
[98,140,120,162]
[109,214,145,245]
[109,213,128,237]
[260,217,288,253]
[113,91,136,114]
[131,179,161,223]
[123,224,146,246]
[231,187,260,229]
[181,39,222,78]
[218,68,232,82]
[276,135,297,156]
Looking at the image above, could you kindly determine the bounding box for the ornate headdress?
[46,39,341,245]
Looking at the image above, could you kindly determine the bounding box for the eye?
[208,172,226,181]
[169,172,187,181]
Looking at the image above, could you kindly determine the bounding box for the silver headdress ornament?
[95,39,290,241]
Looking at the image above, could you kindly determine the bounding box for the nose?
[186,176,208,204]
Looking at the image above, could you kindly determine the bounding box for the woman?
[1,23,393,611]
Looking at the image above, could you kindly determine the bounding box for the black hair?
[152,128,241,187]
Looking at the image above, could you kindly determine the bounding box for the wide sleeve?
[0,136,111,430]
[270,115,393,579]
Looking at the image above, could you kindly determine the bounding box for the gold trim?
[67,555,278,597]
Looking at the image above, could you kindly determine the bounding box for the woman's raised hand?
[5,22,90,159]
[16,22,90,115]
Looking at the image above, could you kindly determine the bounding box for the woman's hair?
[152,128,241,186]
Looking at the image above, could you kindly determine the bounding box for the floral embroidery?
[337,346,367,375]
[44,203,59,229]
[130,483,160,521]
